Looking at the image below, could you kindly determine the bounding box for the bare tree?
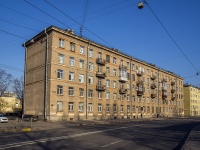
[0,69,12,95]
[0,97,10,114]
[12,76,24,101]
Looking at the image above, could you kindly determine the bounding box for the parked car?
[0,114,8,123]
[22,115,38,122]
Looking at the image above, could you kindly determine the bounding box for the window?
[79,88,84,97]
[106,104,110,112]
[88,103,93,112]
[127,95,130,101]
[98,91,102,99]
[113,69,117,76]
[106,67,110,76]
[113,104,117,112]
[80,46,84,54]
[68,102,74,111]
[98,52,102,58]
[89,62,93,71]
[113,57,117,64]
[58,54,64,64]
[106,55,110,63]
[70,57,75,66]
[127,62,130,68]
[59,39,64,48]
[89,49,93,57]
[120,94,124,100]
[132,74,135,81]
[127,105,130,113]
[106,79,110,87]
[57,85,63,95]
[80,60,84,69]
[127,73,130,80]
[57,101,63,111]
[121,105,124,112]
[79,102,84,112]
[57,69,63,79]
[79,74,84,83]
[88,76,93,84]
[68,87,74,96]
[98,104,102,112]
[113,93,117,100]
[106,92,110,99]
[70,42,75,51]
[132,106,136,113]
[131,64,135,70]
[113,81,117,88]
[88,90,93,98]
[69,72,74,81]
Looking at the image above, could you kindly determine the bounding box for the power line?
[42,0,114,48]
[0,29,28,40]
[144,1,199,74]
[0,64,24,72]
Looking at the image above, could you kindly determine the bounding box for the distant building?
[0,92,22,114]
[23,26,184,121]
[184,84,200,116]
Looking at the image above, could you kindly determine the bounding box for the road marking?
[101,140,123,147]
[0,126,130,149]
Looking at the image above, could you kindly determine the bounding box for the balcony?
[171,81,175,86]
[151,94,156,98]
[171,89,175,93]
[137,91,144,96]
[119,65,127,70]
[119,76,128,82]
[150,75,156,80]
[162,95,167,99]
[150,83,157,89]
[171,97,176,101]
[119,88,127,94]
[136,70,143,76]
[96,71,106,78]
[96,58,106,66]
[96,85,106,91]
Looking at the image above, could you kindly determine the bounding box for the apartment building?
[184,84,200,116]
[23,26,184,121]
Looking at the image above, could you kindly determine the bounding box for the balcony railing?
[171,89,175,93]
[151,83,157,89]
[171,97,176,101]
[137,91,144,96]
[119,88,127,94]
[119,65,127,70]
[119,76,128,82]
[171,81,175,86]
[96,85,106,91]
[96,71,106,78]
[96,58,106,66]
[136,70,143,76]
[151,94,156,98]
[150,75,156,80]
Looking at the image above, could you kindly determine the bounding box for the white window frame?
[106,104,110,112]
[58,54,64,64]
[70,42,75,51]
[89,62,93,71]
[57,69,63,79]
[68,87,74,96]
[57,101,63,111]
[98,91,102,99]
[57,85,63,95]
[106,79,110,87]
[113,81,117,88]
[79,88,84,97]
[79,74,84,83]
[68,102,74,111]
[113,104,117,112]
[80,60,84,69]
[59,39,64,48]
[88,90,93,98]
[88,103,93,112]
[89,49,93,57]
[69,72,74,81]
[98,104,102,112]
[70,57,75,66]
[106,92,110,99]
[79,102,84,112]
[88,76,93,84]
[113,57,117,64]
[113,69,117,76]
[80,46,84,54]
[113,93,117,100]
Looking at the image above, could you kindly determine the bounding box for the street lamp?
[138,2,144,9]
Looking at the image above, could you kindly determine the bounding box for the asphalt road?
[0,118,199,150]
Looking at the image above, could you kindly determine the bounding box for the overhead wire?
[42,0,114,48]
[144,1,199,74]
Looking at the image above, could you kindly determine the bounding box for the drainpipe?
[129,59,132,119]
[157,69,160,117]
[23,42,27,116]
[86,40,91,120]
[44,28,48,121]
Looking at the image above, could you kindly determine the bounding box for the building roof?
[23,25,183,79]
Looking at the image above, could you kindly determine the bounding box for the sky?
[0,0,200,87]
